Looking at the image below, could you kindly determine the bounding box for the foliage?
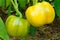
[0,18,9,40]
[54,0,60,18]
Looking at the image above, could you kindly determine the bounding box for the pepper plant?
[0,0,60,40]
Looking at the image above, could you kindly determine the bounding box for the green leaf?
[7,6,11,16]
[18,0,28,9]
[0,18,9,40]
[6,0,11,8]
[54,0,60,18]
[0,0,5,7]
[29,25,37,37]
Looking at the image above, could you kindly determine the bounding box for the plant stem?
[33,0,38,5]
[28,0,30,3]
[14,0,18,7]
[11,0,22,18]
[43,0,45,1]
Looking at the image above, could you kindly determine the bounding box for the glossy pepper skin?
[5,15,30,37]
[25,1,55,27]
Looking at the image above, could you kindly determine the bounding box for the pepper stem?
[43,0,45,1]
[11,0,22,18]
[33,0,38,5]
